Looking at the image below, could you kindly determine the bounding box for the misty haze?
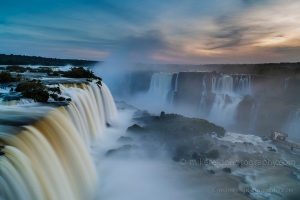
[1,1,300,200]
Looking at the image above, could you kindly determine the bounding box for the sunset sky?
[1,0,300,64]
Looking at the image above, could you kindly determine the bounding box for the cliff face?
[127,70,300,137]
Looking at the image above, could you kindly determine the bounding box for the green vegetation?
[61,67,101,79]
[131,112,226,138]
[15,79,62,102]
[0,71,22,83]
[0,54,98,66]
[15,79,49,102]
[6,65,27,73]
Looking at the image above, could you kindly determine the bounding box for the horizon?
[1,0,300,64]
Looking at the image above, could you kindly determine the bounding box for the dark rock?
[206,149,219,159]
[268,146,276,152]
[106,123,111,127]
[261,136,269,141]
[236,161,242,168]
[126,124,147,134]
[160,111,166,118]
[243,142,253,146]
[0,152,5,156]
[223,167,231,173]
[208,169,215,174]
[117,136,133,143]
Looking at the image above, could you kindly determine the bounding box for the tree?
[15,79,49,102]
[0,71,13,83]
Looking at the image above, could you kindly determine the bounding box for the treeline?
[134,62,300,77]
[0,54,99,66]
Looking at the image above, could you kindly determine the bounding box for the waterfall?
[0,82,118,200]
[174,73,179,92]
[199,75,207,115]
[171,73,179,105]
[282,109,300,142]
[236,75,251,95]
[284,78,290,91]
[208,94,243,126]
[148,73,174,103]
[208,74,249,126]
[249,103,260,131]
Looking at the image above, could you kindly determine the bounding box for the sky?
[1,0,300,64]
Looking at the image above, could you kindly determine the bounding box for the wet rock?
[223,167,231,173]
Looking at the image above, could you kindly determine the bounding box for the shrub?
[0,71,13,83]
[16,80,49,102]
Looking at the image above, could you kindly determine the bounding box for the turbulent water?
[0,82,117,200]
[1,69,300,200]
[147,72,174,103]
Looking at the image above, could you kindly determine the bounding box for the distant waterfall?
[235,75,251,95]
[209,94,242,126]
[209,74,250,126]
[148,73,174,103]
[171,73,179,104]
[282,109,300,142]
[0,82,118,200]
[212,74,251,95]
[199,75,207,115]
[284,78,290,91]
[249,103,260,131]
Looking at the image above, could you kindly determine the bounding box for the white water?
[212,74,251,96]
[0,82,118,200]
[209,74,250,127]
[199,75,207,116]
[209,94,242,126]
[147,73,174,103]
[171,73,179,105]
[284,78,290,91]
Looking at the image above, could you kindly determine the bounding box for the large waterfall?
[209,74,251,126]
[147,73,174,103]
[0,82,117,200]
[212,74,251,95]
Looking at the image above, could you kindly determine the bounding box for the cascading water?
[212,74,251,96]
[284,78,290,91]
[199,75,207,116]
[235,75,251,95]
[209,94,242,126]
[282,109,300,142]
[148,73,174,103]
[0,82,118,200]
[209,74,251,127]
[171,73,179,104]
[249,103,260,131]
